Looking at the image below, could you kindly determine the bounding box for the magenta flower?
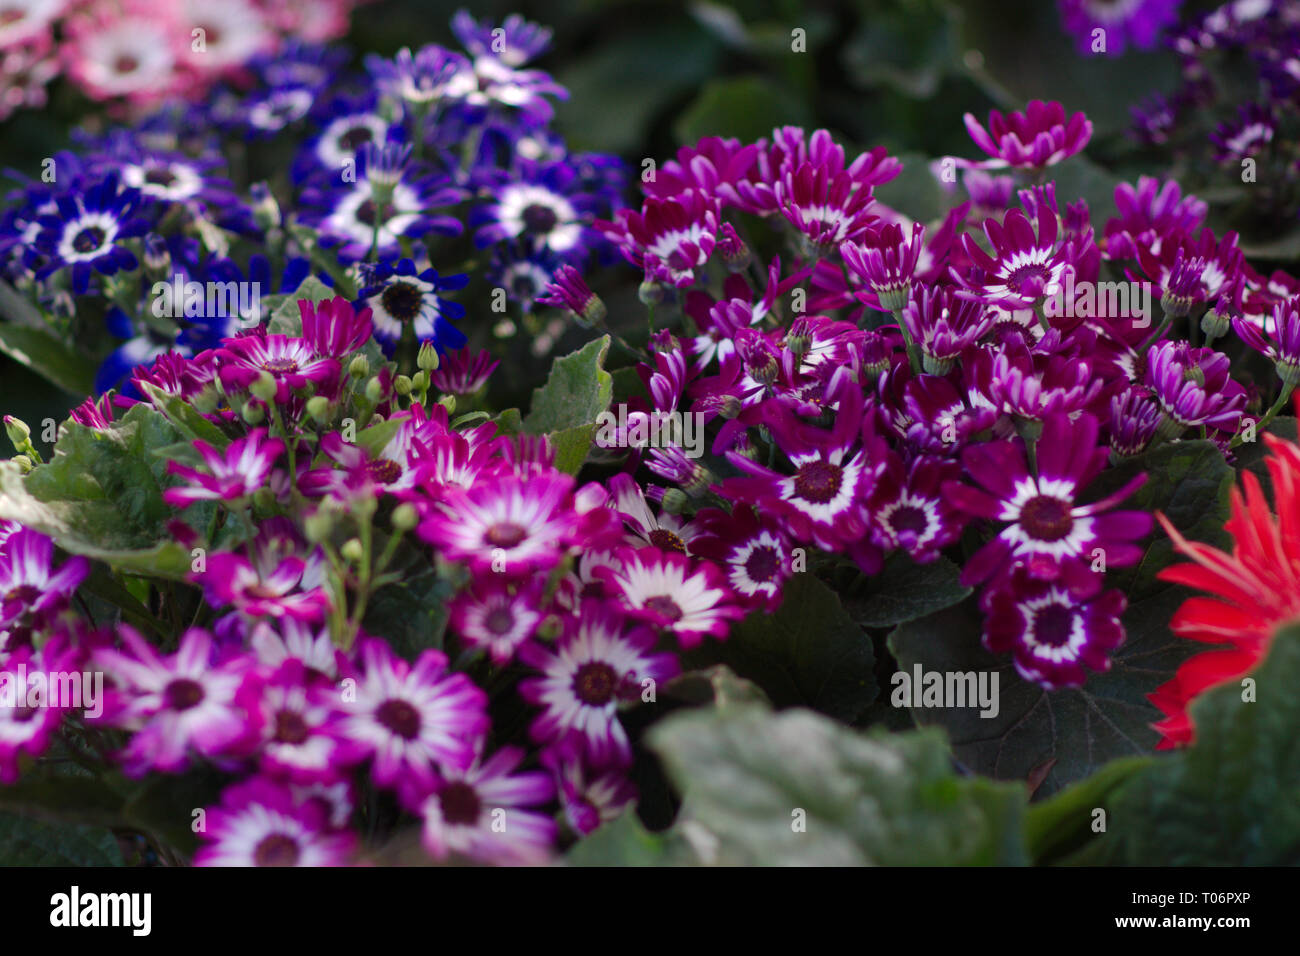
[600,189,720,288]
[298,296,373,358]
[0,528,89,651]
[194,776,356,867]
[984,567,1127,689]
[542,741,637,836]
[416,745,556,865]
[595,547,744,647]
[943,412,1152,597]
[427,347,499,396]
[901,285,995,374]
[1233,295,1300,386]
[91,627,261,776]
[253,660,360,784]
[1143,341,1248,436]
[0,636,82,783]
[337,639,489,797]
[776,159,881,253]
[962,100,1093,170]
[216,332,341,403]
[867,455,966,564]
[957,197,1073,309]
[841,220,925,311]
[164,429,285,508]
[689,505,794,612]
[1103,177,1206,261]
[519,605,677,766]
[1057,0,1181,56]
[447,576,545,664]
[537,264,605,325]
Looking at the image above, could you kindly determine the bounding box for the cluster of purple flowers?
[0,9,626,395]
[537,100,1300,693]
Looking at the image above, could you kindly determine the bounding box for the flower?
[254,660,359,783]
[595,547,743,647]
[356,258,468,354]
[537,264,605,325]
[688,505,794,611]
[299,296,373,359]
[451,10,553,66]
[519,605,677,766]
[447,577,545,664]
[416,745,556,865]
[943,411,1152,597]
[91,627,261,776]
[1233,295,1300,386]
[841,221,925,311]
[474,160,598,257]
[0,528,89,651]
[216,333,341,403]
[901,285,995,375]
[33,172,149,293]
[163,430,285,508]
[338,639,489,795]
[1103,177,1207,262]
[956,196,1073,310]
[600,189,720,288]
[364,44,469,105]
[194,776,356,867]
[1057,0,1182,56]
[984,568,1128,688]
[1149,428,1300,747]
[0,636,81,783]
[961,100,1093,170]
[1143,341,1248,436]
[542,742,637,836]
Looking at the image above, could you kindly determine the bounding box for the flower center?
[375,698,421,739]
[113,55,139,75]
[252,833,301,867]
[484,607,515,635]
[261,357,300,374]
[643,594,683,622]
[744,545,781,584]
[1019,496,1074,541]
[648,528,687,554]
[366,459,402,484]
[1031,603,1076,648]
[793,460,843,504]
[889,505,929,536]
[4,584,39,605]
[522,203,558,235]
[273,709,310,745]
[338,126,374,151]
[572,661,618,705]
[72,227,106,254]
[380,281,423,321]
[356,199,391,227]
[484,521,527,548]
[438,781,482,826]
[163,678,205,712]
[1006,263,1050,298]
[144,166,177,187]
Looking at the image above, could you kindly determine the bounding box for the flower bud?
[660,488,690,515]
[4,415,31,449]
[394,374,413,396]
[638,279,664,307]
[306,395,332,424]
[241,400,266,425]
[249,371,279,403]
[391,502,418,532]
[341,538,365,563]
[11,454,33,474]
[349,355,370,380]
[364,376,385,403]
[417,342,439,372]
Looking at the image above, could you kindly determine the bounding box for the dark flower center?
[261,357,300,374]
[889,505,929,536]
[163,678,205,712]
[4,584,39,605]
[484,521,527,548]
[356,199,392,227]
[643,595,683,622]
[253,834,301,867]
[510,273,542,299]
[1019,496,1074,541]
[522,203,558,235]
[144,166,177,187]
[375,698,421,739]
[1006,263,1050,298]
[648,528,687,554]
[380,281,423,321]
[113,55,139,75]
[273,709,310,745]
[366,459,402,484]
[793,460,843,504]
[1032,603,1076,648]
[572,661,618,705]
[72,227,106,254]
[438,781,482,826]
[11,706,36,723]
[484,607,515,635]
[338,126,374,151]
[744,545,781,584]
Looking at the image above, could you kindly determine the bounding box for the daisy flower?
[163,429,285,509]
[0,528,89,652]
[356,258,468,354]
[215,332,341,403]
[595,547,744,648]
[447,577,545,664]
[194,776,355,867]
[254,660,359,783]
[688,505,794,611]
[1057,0,1182,56]
[541,742,637,836]
[32,171,149,294]
[960,100,1093,171]
[474,160,597,257]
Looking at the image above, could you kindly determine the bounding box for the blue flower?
[356,257,468,354]
[33,172,151,294]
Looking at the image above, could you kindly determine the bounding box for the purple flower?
[416,744,556,865]
[338,639,490,797]
[1057,0,1182,56]
[299,297,373,359]
[841,220,925,311]
[473,160,600,258]
[689,505,794,611]
[1210,102,1276,163]
[537,264,605,325]
[595,547,744,647]
[776,159,881,253]
[194,776,356,867]
[254,660,360,784]
[868,455,966,563]
[1103,176,1206,261]
[451,10,553,66]
[92,627,261,776]
[0,637,81,783]
[600,189,720,288]
[0,529,89,651]
[200,550,331,623]
[961,100,1093,170]
[1143,340,1248,435]
[1134,228,1242,315]
[901,285,995,374]
[356,258,468,355]
[364,45,469,106]
[519,605,677,766]
[943,411,1153,597]
[1233,295,1300,386]
[957,197,1073,309]
[216,333,341,403]
[447,576,544,664]
[984,568,1127,689]
[163,430,285,508]
[1108,386,1163,457]
[428,347,499,396]
[33,171,150,293]
[542,742,637,836]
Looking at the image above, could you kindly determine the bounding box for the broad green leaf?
[666,664,773,712]
[0,403,199,579]
[1024,755,1153,864]
[0,763,129,828]
[0,322,98,396]
[363,549,466,659]
[566,812,689,867]
[674,74,813,145]
[122,769,227,857]
[492,407,522,437]
[649,705,1028,865]
[840,553,971,629]
[842,0,961,99]
[138,383,228,447]
[523,336,613,435]
[1067,626,1300,865]
[682,573,877,722]
[547,423,598,475]
[0,812,124,866]
[356,416,403,459]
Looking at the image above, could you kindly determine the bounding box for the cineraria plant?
[1,6,1299,871]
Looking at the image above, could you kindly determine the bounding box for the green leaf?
[841,553,971,629]
[0,322,98,396]
[356,416,403,459]
[547,423,598,475]
[682,573,877,722]
[0,403,198,579]
[674,74,814,145]
[1233,416,1297,504]
[1024,755,1153,864]
[0,764,129,828]
[491,407,522,437]
[267,276,335,335]
[138,383,228,447]
[649,705,1028,865]
[0,813,124,866]
[524,336,613,435]
[1068,626,1300,865]
[122,769,226,857]
[566,812,687,866]
[364,550,465,659]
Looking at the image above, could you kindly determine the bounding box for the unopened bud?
[241,400,266,425]
[249,371,278,403]
[341,538,364,563]
[391,502,418,531]
[394,374,413,396]
[417,342,439,372]
[349,355,370,380]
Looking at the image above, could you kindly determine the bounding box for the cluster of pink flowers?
[0,0,371,119]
